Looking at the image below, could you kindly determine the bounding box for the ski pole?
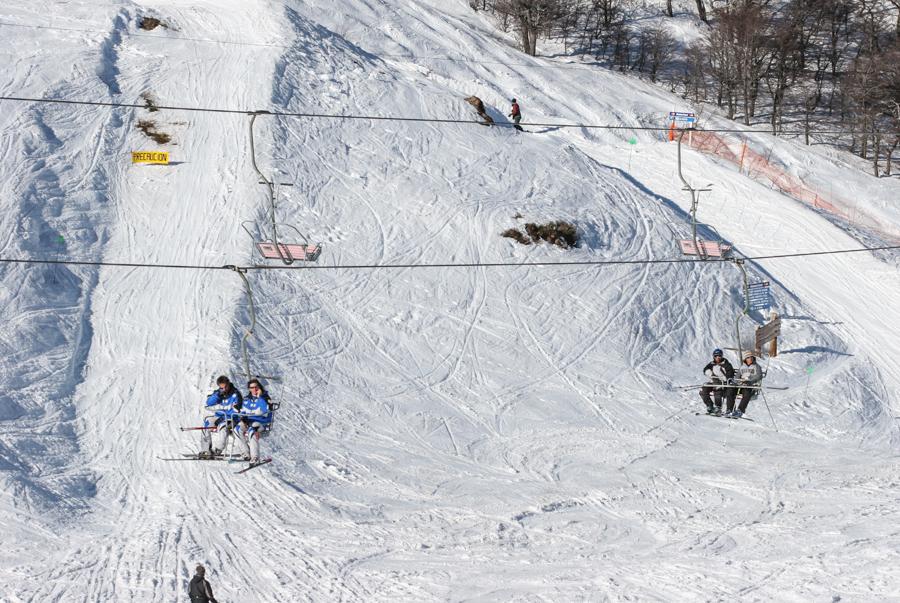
[645,405,693,434]
[677,384,787,390]
[180,426,217,431]
[227,419,236,462]
[760,389,779,432]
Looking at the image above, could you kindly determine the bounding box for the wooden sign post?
[754,312,781,357]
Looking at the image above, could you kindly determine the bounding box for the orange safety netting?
[683,130,900,245]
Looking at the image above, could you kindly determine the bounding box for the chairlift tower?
[676,128,727,260]
[732,258,751,360]
[223,264,283,436]
[674,127,752,358]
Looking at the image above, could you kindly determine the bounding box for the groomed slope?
[0,0,898,601]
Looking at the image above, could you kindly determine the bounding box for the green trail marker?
[626,136,638,171]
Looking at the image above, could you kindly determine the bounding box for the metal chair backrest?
[679,239,732,257]
[256,242,322,262]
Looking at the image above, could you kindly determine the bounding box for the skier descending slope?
[509,98,523,131]
[233,378,271,463]
[725,351,763,418]
[188,564,218,603]
[198,375,243,459]
[699,348,734,416]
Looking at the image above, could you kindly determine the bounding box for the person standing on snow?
[188,564,218,603]
[233,378,271,463]
[725,351,763,418]
[198,375,243,459]
[699,348,734,415]
[509,98,523,131]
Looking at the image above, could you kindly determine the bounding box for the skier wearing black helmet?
[509,98,523,131]
[699,348,734,415]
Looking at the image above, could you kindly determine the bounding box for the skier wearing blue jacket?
[233,378,272,462]
[198,375,243,458]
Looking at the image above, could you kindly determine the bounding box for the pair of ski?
[158,453,272,473]
[696,411,753,422]
[679,384,788,391]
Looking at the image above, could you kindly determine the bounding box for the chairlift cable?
[0,245,897,272]
[0,95,884,136]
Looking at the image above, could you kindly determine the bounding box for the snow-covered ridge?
[0,0,898,600]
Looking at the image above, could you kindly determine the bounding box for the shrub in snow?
[139,17,162,30]
[136,120,171,144]
[525,221,578,248]
[140,92,159,113]
[503,221,579,249]
[502,228,531,245]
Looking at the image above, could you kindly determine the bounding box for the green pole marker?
[802,366,814,407]
[627,137,637,171]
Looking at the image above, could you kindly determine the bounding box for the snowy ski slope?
[0,0,899,601]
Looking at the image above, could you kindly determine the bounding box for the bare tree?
[611,21,634,70]
[642,25,676,82]
[766,8,803,133]
[878,45,900,175]
[572,0,628,59]
[841,54,882,166]
[494,0,565,56]
[682,41,711,103]
[702,4,770,122]
[705,23,739,118]
[695,0,709,24]
[889,0,900,36]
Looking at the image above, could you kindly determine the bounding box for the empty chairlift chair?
[677,223,732,259]
[243,221,322,264]
[678,239,733,258]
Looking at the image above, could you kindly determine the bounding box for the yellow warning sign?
[131,151,169,164]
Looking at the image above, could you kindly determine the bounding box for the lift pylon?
[675,128,732,260]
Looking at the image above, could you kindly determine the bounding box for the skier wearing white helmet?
[725,351,763,418]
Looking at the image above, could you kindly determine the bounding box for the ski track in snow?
[0,0,899,601]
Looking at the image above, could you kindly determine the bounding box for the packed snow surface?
[1,1,899,601]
